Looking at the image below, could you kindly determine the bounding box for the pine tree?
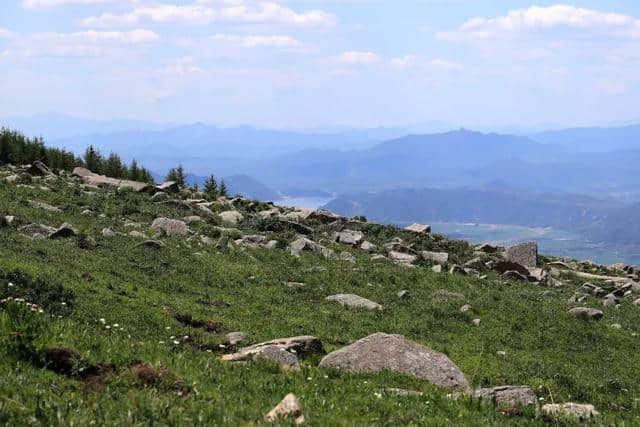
[203,175,218,198]
[219,179,228,197]
[83,145,104,173]
[128,159,141,181]
[105,153,125,178]
[166,165,186,187]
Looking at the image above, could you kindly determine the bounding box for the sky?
[1,0,640,129]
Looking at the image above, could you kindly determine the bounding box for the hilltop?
[1,159,640,425]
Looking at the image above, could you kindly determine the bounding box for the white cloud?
[335,51,380,65]
[0,28,14,39]
[389,55,462,71]
[158,57,204,77]
[23,0,113,9]
[81,2,336,28]
[210,34,302,48]
[438,5,640,41]
[4,29,159,58]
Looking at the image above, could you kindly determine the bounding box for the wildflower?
[99,318,106,324]
[374,392,382,399]
[158,341,165,344]
[113,323,119,328]
[173,340,180,345]
[105,325,111,329]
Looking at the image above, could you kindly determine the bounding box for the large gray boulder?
[326,294,382,310]
[222,336,324,368]
[319,333,468,389]
[404,223,431,234]
[505,242,538,268]
[156,181,179,194]
[333,230,364,246]
[421,251,449,264]
[219,210,244,225]
[72,167,150,192]
[290,237,334,259]
[27,161,52,176]
[150,218,190,237]
[542,403,599,420]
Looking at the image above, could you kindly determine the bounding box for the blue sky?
[1,0,640,129]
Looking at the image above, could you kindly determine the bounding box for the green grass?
[1,172,640,425]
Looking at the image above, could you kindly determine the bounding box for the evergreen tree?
[166,164,186,187]
[83,145,104,173]
[105,153,126,178]
[203,175,218,197]
[219,179,228,197]
[139,167,155,184]
[128,159,141,181]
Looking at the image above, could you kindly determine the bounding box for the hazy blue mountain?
[325,188,619,232]
[532,124,640,152]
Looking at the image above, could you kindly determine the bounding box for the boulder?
[72,167,150,192]
[264,393,305,424]
[318,333,468,389]
[219,210,244,225]
[339,252,357,264]
[404,223,431,234]
[225,332,248,346]
[326,294,382,310]
[333,230,364,246]
[223,336,324,365]
[49,223,78,239]
[290,238,334,259]
[569,307,604,321]
[27,161,52,176]
[473,386,537,407]
[359,241,376,252]
[505,242,537,268]
[476,243,499,254]
[542,403,599,420]
[156,181,179,194]
[250,346,301,371]
[19,223,56,239]
[151,218,190,237]
[388,251,417,265]
[421,251,449,264]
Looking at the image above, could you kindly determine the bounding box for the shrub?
[0,300,51,362]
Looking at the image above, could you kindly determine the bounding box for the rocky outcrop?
[473,386,538,407]
[264,393,305,424]
[319,333,468,389]
[404,223,431,234]
[151,218,190,237]
[505,242,537,268]
[72,167,150,192]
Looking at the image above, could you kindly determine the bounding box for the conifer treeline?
[0,128,154,184]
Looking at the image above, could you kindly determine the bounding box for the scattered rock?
[334,230,364,246]
[225,332,248,346]
[397,290,410,299]
[318,333,469,389]
[388,251,417,265]
[223,336,324,364]
[569,307,604,321]
[156,181,180,194]
[219,210,244,225]
[49,223,78,239]
[359,241,376,252]
[326,294,382,310]
[72,167,150,192]
[339,251,357,264]
[28,200,61,212]
[505,242,537,268]
[264,393,305,424]
[542,403,599,420]
[472,318,481,326]
[19,223,56,239]
[421,251,449,264]
[290,238,334,259]
[251,346,301,371]
[404,223,431,234]
[476,243,499,253]
[431,265,442,273]
[134,240,165,249]
[27,161,52,176]
[151,218,190,237]
[473,386,537,407]
[459,304,471,313]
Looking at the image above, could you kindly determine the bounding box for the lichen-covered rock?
[264,393,305,424]
[319,333,468,389]
[151,218,190,237]
[505,242,538,268]
[326,294,382,310]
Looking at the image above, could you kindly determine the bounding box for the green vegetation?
[1,162,640,425]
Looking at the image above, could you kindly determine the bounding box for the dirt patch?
[175,313,223,332]
[43,347,79,375]
[125,361,191,395]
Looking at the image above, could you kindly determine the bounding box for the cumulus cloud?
[438,4,640,41]
[210,34,302,48]
[23,0,113,9]
[80,2,336,28]
[335,51,380,65]
[389,55,462,71]
[4,29,159,57]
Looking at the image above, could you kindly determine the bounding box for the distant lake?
[429,222,640,265]
[275,197,334,209]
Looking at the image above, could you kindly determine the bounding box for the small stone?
[397,290,410,299]
[610,323,622,329]
[460,304,471,313]
[264,393,304,424]
[404,223,431,234]
[326,294,382,310]
[542,403,599,420]
[569,307,604,321]
[225,332,248,346]
[472,318,481,326]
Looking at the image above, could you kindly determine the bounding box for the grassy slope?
[1,173,640,425]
